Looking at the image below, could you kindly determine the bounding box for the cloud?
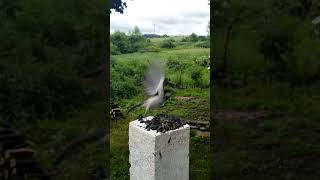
[182,11,210,18]
[110,0,210,36]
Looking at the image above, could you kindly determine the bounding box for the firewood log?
[0,157,5,166]
[9,158,16,168]
[0,128,16,135]
[11,167,16,176]
[4,148,34,159]
[3,169,9,179]
[12,157,38,168]
[0,133,24,141]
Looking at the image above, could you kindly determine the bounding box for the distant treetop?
[110,0,127,14]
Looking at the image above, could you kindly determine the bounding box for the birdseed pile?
[138,114,186,133]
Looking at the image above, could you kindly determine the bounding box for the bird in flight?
[126,61,171,116]
[142,62,166,114]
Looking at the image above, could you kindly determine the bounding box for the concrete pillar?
[129,116,190,180]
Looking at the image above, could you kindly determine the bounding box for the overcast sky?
[110,0,210,36]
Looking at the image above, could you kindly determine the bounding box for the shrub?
[181,37,188,42]
[111,42,121,55]
[167,58,182,70]
[195,41,210,48]
[110,67,138,100]
[161,39,176,49]
[111,31,130,54]
[110,79,137,100]
[128,35,145,53]
[193,56,210,67]
[197,36,207,41]
[189,33,198,42]
[191,68,203,87]
[110,60,148,100]
[138,44,160,53]
[0,65,89,122]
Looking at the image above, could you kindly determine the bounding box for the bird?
[142,62,166,113]
[126,61,171,116]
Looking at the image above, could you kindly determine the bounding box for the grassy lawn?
[213,81,320,180]
[212,7,320,177]
[110,38,210,179]
[110,89,210,180]
[10,75,107,180]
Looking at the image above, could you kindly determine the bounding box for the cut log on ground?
[4,148,34,159]
[0,128,16,135]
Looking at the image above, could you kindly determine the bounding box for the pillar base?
[129,116,190,180]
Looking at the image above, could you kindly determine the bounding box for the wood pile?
[110,102,125,120]
[0,127,47,179]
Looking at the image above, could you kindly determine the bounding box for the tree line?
[111,27,209,55]
[0,0,107,125]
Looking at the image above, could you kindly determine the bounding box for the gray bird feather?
[126,61,170,115]
[143,62,165,96]
[142,62,166,113]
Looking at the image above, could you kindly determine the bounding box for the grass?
[112,48,209,62]
[212,12,320,179]
[110,38,210,179]
[112,48,210,90]
[110,88,210,179]
[110,94,210,179]
[212,61,320,179]
[15,100,107,180]
[213,109,320,180]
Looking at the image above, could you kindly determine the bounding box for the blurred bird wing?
[143,62,165,96]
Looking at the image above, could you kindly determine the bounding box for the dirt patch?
[213,109,270,122]
[196,130,210,138]
[175,96,194,101]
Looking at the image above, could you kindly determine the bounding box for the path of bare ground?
[213,109,270,122]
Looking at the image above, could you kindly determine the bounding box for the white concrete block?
[129,116,190,180]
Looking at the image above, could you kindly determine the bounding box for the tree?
[0,0,23,19]
[128,26,145,52]
[221,8,243,73]
[131,26,142,36]
[271,0,312,17]
[214,0,263,73]
[167,59,186,88]
[190,33,198,42]
[161,39,175,49]
[259,25,294,84]
[110,0,127,14]
[111,31,129,54]
[191,68,203,87]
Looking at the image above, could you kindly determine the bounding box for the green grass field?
[110,37,210,179]
[213,81,320,179]
[17,80,107,179]
[212,2,320,178]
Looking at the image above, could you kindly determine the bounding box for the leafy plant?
[161,39,176,49]
[189,33,198,42]
[191,69,202,87]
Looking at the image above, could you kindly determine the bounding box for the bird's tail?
[126,102,144,115]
